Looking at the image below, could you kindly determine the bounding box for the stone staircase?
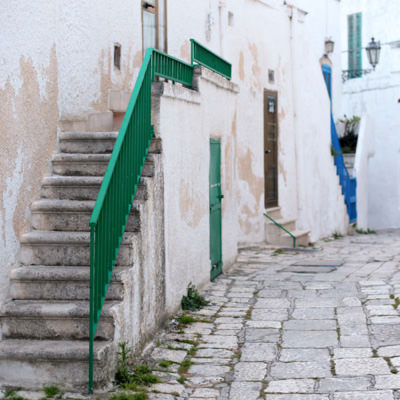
[265,206,310,247]
[0,131,161,391]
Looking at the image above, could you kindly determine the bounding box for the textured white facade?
[341,0,400,229]
[1,0,348,317]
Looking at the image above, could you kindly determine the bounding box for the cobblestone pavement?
[144,230,400,400]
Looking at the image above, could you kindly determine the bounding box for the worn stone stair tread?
[60,131,118,140]
[1,300,117,318]
[266,217,296,226]
[10,265,128,281]
[31,199,139,213]
[0,339,111,361]
[42,176,104,186]
[20,230,135,245]
[283,229,310,238]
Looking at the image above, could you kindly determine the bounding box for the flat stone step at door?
[264,206,310,247]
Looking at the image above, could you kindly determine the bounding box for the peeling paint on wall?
[0,45,58,304]
[179,180,205,228]
[239,51,245,81]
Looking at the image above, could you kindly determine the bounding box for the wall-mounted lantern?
[342,37,381,81]
[366,37,381,70]
[324,38,335,54]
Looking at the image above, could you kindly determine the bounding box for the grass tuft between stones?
[181,282,209,311]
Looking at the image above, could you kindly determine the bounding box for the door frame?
[264,89,279,209]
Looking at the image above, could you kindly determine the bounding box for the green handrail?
[89,43,232,393]
[263,213,297,248]
[190,38,232,80]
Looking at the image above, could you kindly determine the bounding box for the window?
[142,0,166,53]
[348,12,362,79]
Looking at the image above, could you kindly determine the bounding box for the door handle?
[265,150,271,154]
[143,2,155,9]
[218,194,224,199]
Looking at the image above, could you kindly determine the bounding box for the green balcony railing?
[190,38,232,80]
[89,42,232,393]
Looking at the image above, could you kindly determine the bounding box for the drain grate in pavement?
[283,259,344,273]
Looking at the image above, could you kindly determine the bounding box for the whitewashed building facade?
[0,0,347,390]
[341,0,400,230]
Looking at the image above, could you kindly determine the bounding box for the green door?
[209,139,223,280]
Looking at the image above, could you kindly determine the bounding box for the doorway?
[264,90,279,208]
[209,139,223,280]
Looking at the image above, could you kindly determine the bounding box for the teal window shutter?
[348,12,362,79]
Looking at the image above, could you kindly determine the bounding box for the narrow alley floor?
[145,230,400,400]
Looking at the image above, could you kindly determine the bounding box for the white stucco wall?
[167,0,347,244]
[341,0,400,229]
[159,71,239,313]
[1,0,349,309]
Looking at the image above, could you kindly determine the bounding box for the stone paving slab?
[133,230,400,400]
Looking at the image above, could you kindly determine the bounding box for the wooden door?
[264,90,279,208]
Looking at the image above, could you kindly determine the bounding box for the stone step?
[0,339,114,391]
[59,131,162,154]
[52,153,155,177]
[277,229,310,248]
[59,131,118,153]
[40,175,147,201]
[20,231,134,266]
[31,199,140,232]
[1,300,116,341]
[265,218,297,243]
[9,266,127,300]
[265,206,282,220]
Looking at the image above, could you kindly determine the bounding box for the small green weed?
[356,228,376,235]
[178,359,192,374]
[392,297,400,309]
[177,377,186,384]
[43,386,62,398]
[372,349,378,358]
[4,390,25,400]
[181,282,209,311]
[130,365,160,386]
[390,294,395,299]
[177,339,199,346]
[159,360,173,368]
[188,347,197,356]
[115,342,132,384]
[392,368,399,374]
[109,393,148,400]
[114,343,160,388]
[333,232,343,240]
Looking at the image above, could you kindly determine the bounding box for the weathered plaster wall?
[0,2,59,305]
[341,0,400,229]
[159,72,238,313]
[56,0,142,122]
[167,0,348,244]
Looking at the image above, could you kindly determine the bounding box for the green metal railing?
[190,39,232,80]
[264,213,297,248]
[89,42,232,393]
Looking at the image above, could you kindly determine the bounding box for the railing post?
[89,224,95,394]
